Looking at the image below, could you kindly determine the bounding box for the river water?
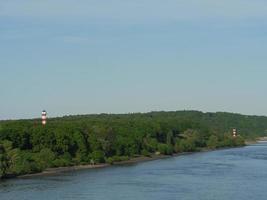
[1,142,267,200]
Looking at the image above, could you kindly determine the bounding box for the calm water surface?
[1,142,267,200]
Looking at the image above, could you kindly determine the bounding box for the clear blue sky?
[1,0,267,119]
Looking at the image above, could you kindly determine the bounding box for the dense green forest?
[1,110,267,179]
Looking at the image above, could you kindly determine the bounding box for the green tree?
[0,143,9,178]
[34,148,56,169]
[207,135,219,149]
[233,136,245,146]
[158,143,173,155]
[89,151,105,163]
[175,139,196,152]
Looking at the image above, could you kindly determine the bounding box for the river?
[1,142,267,200]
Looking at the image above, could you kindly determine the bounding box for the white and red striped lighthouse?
[233,128,237,137]
[41,110,47,125]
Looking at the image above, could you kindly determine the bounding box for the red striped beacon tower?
[41,110,47,126]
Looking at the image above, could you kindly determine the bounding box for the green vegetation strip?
[1,111,265,179]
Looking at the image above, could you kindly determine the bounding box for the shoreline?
[18,154,177,179]
[18,163,110,178]
[17,147,240,179]
[245,137,267,145]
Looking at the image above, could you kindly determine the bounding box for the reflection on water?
[1,142,267,200]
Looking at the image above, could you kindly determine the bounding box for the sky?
[1,0,267,119]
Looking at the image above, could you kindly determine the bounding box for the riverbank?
[245,137,267,145]
[18,154,175,178]
[19,163,109,178]
[0,142,245,180]
[3,135,253,180]
[3,142,267,200]
[18,147,239,179]
[0,137,250,180]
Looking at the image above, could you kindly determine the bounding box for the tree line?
[1,110,265,178]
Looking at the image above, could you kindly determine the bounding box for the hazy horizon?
[1,109,267,121]
[1,1,267,119]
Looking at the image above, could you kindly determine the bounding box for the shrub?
[158,144,173,155]
[206,135,219,149]
[89,151,105,163]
